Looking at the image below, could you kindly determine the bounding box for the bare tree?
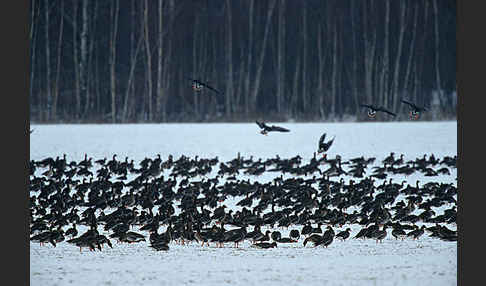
[415,1,429,105]
[192,11,202,118]
[276,0,286,115]
[144,0,153,121]
[250,0,276,114]
[363,0,377,106]
[79,0,88,120]
[301,2,308,114]
[161,0,176,122]
[29,0,40,117]
[44,0,51,121]
[110,0,119,123]
[156,0,164,122]
[291,53,301,118]
[122,0,138,122]
[380,0,390,109]
[84,0,98,117]
[73,0,80,120]
[317,21,326,118]
[244,0,254,115]
[52,0,64,121]
[403,2,419,106]
[432,0,443,112]
[122,33,143,122]
[225,0,234,117]
[350,0,359,113]
[390,1,407,112]
[330,23,338,118]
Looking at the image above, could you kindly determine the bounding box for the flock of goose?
[30,149,457,253]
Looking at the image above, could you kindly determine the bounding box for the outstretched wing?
[400,99,416,108]
[202,83,223,95]
[326,136,335,149]
[360,104,375,110]
[255,121,267,130]
[402,99,427,112]
[321,136,335,152]
[318,133,327,148]
[270,125,290,132]
[378,107,396,117]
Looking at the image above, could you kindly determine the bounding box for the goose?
[253,230,271,244]
[252,241,277,249]
[401,99,428,120]
[391,226,407,240]
[255,120,290,135]
[372,225,388,243]
[407,225,426,240]
[289,229,300,241]
[187,77,223,95]
[335,228,351,241]
[303,234,323,247]
[119,231,146,243]
[317,133,335,159]
[360,104,396,118]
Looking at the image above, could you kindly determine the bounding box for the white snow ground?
[30,121,457,286]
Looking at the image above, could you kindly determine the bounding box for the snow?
[30,121,457,286]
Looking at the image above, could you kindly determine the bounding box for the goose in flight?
[360,104,396,118]
[401,99,428,120]
[255,121,290,135]
[317,133,335,158]
[187,77,223,95]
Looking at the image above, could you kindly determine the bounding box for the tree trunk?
[417,1,429,105]
[122,0,137,122]
[350,0,359,113]
[30,0,39,119]
[330,24,337,119]
[292,54,301,118]
[225,0,234,118]
[302,2,307,114]
[244,0,254,115]
[156,0,164,122]
[432,0,443,112]
[250,0,276,114]
[317,22,325,118]
[192,13,200,118]
[84,0,97,118]
[162,0,175,122]
[110,0,119,123]
[123,36,143,122]
[276,0,286,115]
[381,0,390,109]
[79,0,88,120]
[44,0,51,121]
[73,1,80,120]
[144,0,153,121]
[52,0,64,121]
[403,2,418,105]
[363,0,377,106]
[391,1,407,112]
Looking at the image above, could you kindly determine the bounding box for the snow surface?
[30,121,457,286]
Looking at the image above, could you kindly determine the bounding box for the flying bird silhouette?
[187,77,223,95]
[255,121,290,135]
[317,133,335,158]
[360,104,396,118]
[401,99,428,120]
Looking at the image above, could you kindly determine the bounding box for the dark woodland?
[28,0,456,123]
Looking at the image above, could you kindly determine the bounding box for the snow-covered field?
[30,121,457,286]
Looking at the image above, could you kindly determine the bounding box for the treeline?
[29,0,456,123]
